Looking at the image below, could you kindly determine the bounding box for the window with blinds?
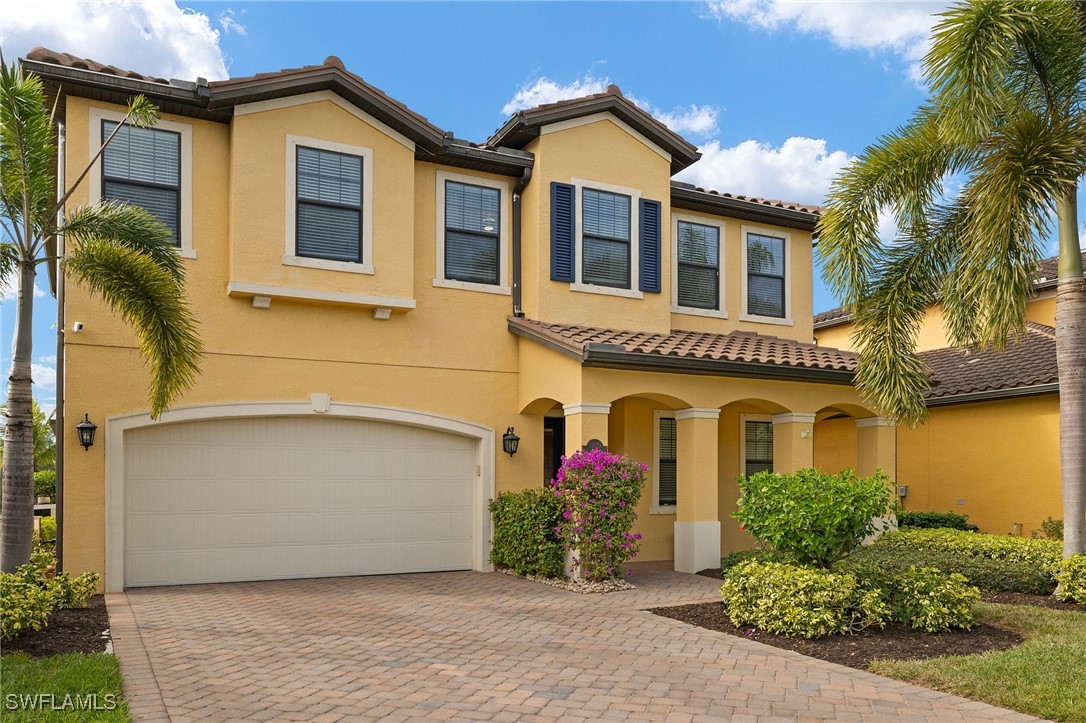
[746,232,786,318]
[582,187,631,288]
[744,420,774,475]
[295,146,363,263]
[101,120,181,244]
[677,220,720,310]
[444,181,500,285]
[657,416,677,507]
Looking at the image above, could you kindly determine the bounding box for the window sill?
[283,255,374,275]
[671,305,727,319]
[432,278,511,296]
[570,282,643,300]
[740,313,793,327]
[178,248,197,260]
[651,505,677,516]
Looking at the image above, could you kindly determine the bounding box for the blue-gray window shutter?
[639,198,661,293]
[551,182,575,282]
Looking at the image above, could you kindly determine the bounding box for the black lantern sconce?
[76,413,97,450]
[502,427,520,457]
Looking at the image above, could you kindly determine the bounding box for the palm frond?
[64,239,202,417]
[60,201,183,282]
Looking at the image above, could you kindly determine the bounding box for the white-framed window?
[88,107,194,259]
[571,177,642,299]
[741,225,792,325]
[739,414,774,476]
[672,213,726,318]
[433,170,511,295]
[652,410,677,514]
[284,134,374,275]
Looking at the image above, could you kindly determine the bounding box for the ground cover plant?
[1,548,98,640]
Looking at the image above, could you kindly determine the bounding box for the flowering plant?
[551,448,646,581]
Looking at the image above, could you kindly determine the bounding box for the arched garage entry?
[105,400,495,591]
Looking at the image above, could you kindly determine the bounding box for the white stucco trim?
[772,412,816,425]
[226,280,416,310]
[540,113,672,163]
[433,170,511,295]
[88,106,195,259]
[571,177,643,299]
[105,400,495,592]
[674,521,721,573]
[856,417,896,428]
[671,213,727,319]
[674,407,721,421]
[562,402,612,416]
[740,224,793,326]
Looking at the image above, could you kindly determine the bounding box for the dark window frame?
[581,187,632,290]
[745,231,787,319]
[100,119,182,247]
[657,414,677,508]
[676,220,721,311]
[743,419,774,475]
[443,179,501,286]
[295,145,365,264]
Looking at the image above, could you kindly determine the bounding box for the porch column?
[562,402,611,457]
[674,408,720,573]
[772,413,816,473]
[856,417,897,480]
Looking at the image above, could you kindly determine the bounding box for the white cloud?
[706,0,947,82]
[218,9,247,36]
[677,136,853,205]
[1,277,46,302]
[1,0,230,81]
[502,74,721,137]
[31,362,55,392]
[37,355,57,365]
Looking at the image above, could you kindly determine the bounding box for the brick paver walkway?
[107,563,1040,722]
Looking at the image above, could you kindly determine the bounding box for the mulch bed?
[649,601,1024,671]
[982,591,1084,612]
[2,595,110,659]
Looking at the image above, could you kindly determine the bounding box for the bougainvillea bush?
[551,449,646,581]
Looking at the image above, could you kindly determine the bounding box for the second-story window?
[444,181,500,285]
[296,146,364,263]
[582,187,632,289]
[746,231,787,318]
[676,220,720,310]
[101,120,181,245]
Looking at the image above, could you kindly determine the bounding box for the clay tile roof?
[920,322,1057,400]
[24,46,171,84]
[508,317,857,374]
[676,183,823,216]
[813,306,853,328]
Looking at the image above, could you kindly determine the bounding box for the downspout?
[54,121,66,570]
[511,168,532,317]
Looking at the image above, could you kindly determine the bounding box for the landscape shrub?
[1054,554,1086,604]
[33,469,56,499]
[37,516,57,543]
[1031,517,1064,541]
[719,560,889,639]
[489,489,564,577]
[891,566,979,632]
[733,468,895,567]
[873,528,1062,575]
[719,547,794,572]
[552,449,646,581]
[896,511,970,530]
[0,548,99,640]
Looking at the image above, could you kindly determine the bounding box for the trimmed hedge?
[33,469,56,499]
[489,489,564,578]
[1055,554,1086,604]
[896,511,970,530]
[719,547,794,573]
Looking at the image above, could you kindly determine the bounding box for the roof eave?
[670,183,821,233]
[925,382,1059,407]
[419,140,534,177]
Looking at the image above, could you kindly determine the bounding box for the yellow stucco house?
[28,48,899,592]
[814,254,1072,537]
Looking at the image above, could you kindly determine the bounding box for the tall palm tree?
[817,0,1086,558]
[0,60,202,572]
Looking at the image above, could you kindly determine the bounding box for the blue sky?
[0,1,1078,412]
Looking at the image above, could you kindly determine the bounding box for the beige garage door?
[124,416,476,587]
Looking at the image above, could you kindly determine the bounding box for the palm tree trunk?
[0,262,37,572]
[1056,187,1085,558]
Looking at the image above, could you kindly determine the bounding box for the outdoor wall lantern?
[502,427,520,457]
[76,414,97,450]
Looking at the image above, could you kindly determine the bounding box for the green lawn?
[870,602,1086,723]
[0,652,128,722]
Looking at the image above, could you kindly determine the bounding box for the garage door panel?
[125,416,477,586]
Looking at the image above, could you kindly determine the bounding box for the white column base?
[674,521,721,573]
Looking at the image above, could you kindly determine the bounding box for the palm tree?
[0,400,57,471]
[0,60,202,572]
[817,0,1086,558]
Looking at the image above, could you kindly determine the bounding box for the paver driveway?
[108,563,1038,722]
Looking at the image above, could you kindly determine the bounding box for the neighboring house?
[813,253,1076,536]
[28,48,898,592]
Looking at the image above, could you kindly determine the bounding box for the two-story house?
[27,48,894,591]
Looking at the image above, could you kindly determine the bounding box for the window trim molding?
[740,224,792,326]
[284,134,374,275]
[88,106,195,259]
[672,212,727,319]
[433,170,511,296]
[570,177,643,299]
[739,413,774,476]
[652,410,677,515]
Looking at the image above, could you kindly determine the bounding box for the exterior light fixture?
[502,427,520,457]
[76,413,97,450]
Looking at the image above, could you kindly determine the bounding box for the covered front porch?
[511,317,897,572]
